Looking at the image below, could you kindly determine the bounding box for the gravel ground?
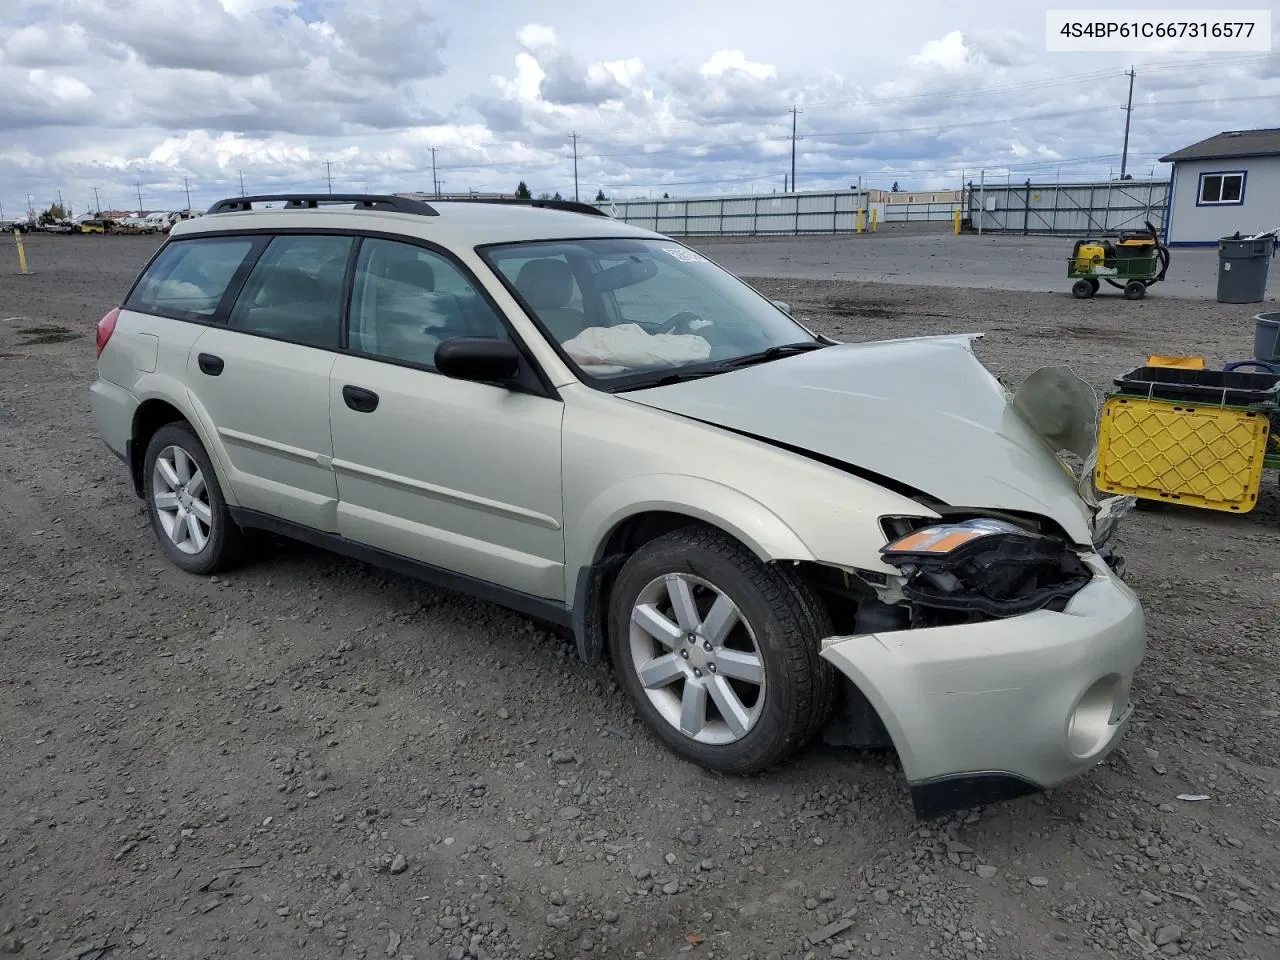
[1,234,1278,960]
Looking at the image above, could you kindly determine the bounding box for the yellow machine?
[1074,242,1107,273]
[1068,220,1170,300]
[79,219,105,234]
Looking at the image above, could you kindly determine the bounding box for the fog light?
[1066,675,1123,759]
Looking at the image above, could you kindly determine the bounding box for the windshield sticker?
[661,246,707,263]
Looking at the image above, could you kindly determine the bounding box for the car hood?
[619,335,1098,545]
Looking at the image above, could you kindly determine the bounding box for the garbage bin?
[1256,311,1280,364]
[1216,237,1275,304]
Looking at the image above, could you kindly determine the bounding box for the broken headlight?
[879,517,1093,619]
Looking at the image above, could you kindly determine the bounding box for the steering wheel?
[657,311,708,335]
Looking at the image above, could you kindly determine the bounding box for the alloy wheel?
[628,572,766,744]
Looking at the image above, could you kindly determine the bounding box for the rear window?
[126,238,256,321]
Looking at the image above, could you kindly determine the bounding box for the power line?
[575,92,1279,163]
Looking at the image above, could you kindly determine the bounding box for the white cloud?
[699,50,776,81]
[0,0,1277,215]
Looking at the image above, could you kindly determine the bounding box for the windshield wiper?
[723,340,828,368]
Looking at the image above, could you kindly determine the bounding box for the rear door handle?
[197,353,224,376]
[342,385,379,413]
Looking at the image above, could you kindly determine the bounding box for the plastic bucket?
[1256,312,1280,364]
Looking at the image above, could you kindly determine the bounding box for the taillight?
[96,307,120,357]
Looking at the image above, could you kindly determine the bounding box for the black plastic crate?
[1114,366,1280,407]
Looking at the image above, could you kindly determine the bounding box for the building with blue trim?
[1160,128,1280,247]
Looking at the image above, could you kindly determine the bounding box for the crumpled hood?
[620,336,1097,545]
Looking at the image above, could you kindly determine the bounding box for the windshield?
[480,237,820,387]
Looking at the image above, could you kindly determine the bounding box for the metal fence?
[595,190,874,236]
[882,201,962,223]
[966,179,1168,235]
[595,179,1170,237]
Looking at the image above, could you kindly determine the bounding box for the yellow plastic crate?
[1095,395,1270,512]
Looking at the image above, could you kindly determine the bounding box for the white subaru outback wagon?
[90,193,1145,818]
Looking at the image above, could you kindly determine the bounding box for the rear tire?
[143,422,246,575]
[1124,280,1146,300]
[606,525,836,774]
[1071,279,1095,299]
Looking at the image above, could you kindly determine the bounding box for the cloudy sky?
[1,0,1277,217]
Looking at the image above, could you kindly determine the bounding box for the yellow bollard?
[856,208,864,233]
[13,228,29,274]
[953,207,961,235]
[870,207,878,232]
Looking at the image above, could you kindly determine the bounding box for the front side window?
[1199,172,1245,205]
[482,237,821,387]
[347,238,510,368]
[126,237,256,321]
[226,234,354,349]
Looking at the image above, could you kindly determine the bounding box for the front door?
[327,237,566,600]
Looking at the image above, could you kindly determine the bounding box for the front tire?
[606,526,836,774]
[143,422,246,574]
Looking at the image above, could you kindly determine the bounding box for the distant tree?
[891,181,900,192]
[662,192,670,199]
[595,188,608,202]
[515,181,532,199]
[552,191,563,201]
[40,203,67,223]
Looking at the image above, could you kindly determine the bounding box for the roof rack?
[206,194,440,216]
[429,197,610,218]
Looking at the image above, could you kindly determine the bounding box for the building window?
[1197,171,1245,206]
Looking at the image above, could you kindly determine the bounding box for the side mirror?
[771,299,792,314]
[435,337,521,383]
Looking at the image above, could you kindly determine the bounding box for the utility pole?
[324,160,333,194]
[93,187,101,215]
[1120,66,1135,180]
[789,106,802,193]
[183,176,192,212]
[27,193,34,218]
[57,189,64,211]
[570,132,580,202]
[239,170,246,197]
[430,147,439,198]
[136,182,144,216]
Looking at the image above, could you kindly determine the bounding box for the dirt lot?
[1,234,1278,960]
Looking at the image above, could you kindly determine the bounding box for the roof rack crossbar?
[206,194,440,216]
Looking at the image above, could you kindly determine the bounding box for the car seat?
[514,259,587,342]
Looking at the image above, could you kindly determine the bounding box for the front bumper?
[819,561,1145,817]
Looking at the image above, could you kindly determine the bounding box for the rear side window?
[126,238,256,321]
[226,234,353,350]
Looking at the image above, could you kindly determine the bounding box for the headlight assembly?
[879,517,1093,619]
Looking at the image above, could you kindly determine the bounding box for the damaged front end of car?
[809,362,1143,817]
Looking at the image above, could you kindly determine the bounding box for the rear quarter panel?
[97,309,241,505]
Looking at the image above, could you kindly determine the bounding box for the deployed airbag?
[562,323,711,376]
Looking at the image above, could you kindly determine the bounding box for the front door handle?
[342,385,379,413]
[197,352,224,376]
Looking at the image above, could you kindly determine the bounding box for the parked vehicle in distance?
[79,219,106,234]
[89,193,1145,818]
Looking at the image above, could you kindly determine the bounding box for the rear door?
[185,232,355,532]
[327,236,566,599]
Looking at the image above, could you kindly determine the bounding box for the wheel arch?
[129,385,237,506]
[567,479,818,664]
